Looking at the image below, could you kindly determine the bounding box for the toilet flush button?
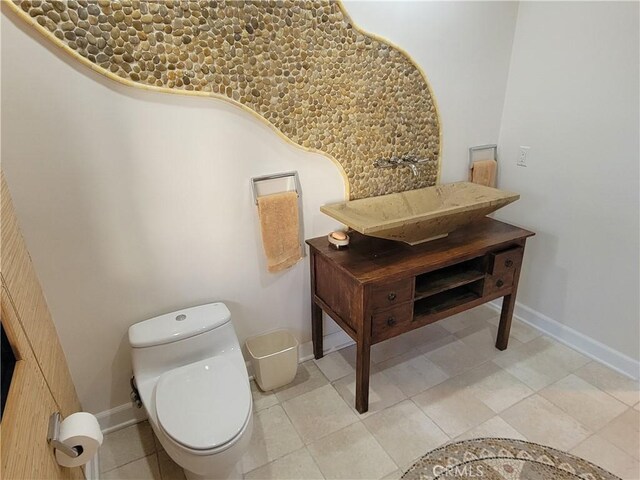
[175,314,187,321]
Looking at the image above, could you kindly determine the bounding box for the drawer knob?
[387,292,397,301]
[387,317,397,327]
[496,279,504,288]
[505,259,514,268]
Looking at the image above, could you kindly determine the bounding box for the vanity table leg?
[312,302,323,359]
[355,340,371,414]
[310,251,324,360]
[496,269,521,350]
[354,285,370,413]
[496,294,515,350]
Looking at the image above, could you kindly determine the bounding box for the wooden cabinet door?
[1,174,84,480]
[1,294,82,480]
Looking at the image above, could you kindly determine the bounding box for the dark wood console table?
[306,217,535,413]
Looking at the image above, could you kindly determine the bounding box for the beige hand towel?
[257,191,302,273]
[470,159,497,187]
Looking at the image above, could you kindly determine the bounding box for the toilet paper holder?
[47,412,81,458]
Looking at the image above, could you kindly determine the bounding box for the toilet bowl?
[128,303,253,480]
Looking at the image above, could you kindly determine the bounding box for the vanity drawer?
[371,303,414,342]
[483,273,515,296]
[488,247,524,276]
[368,278,413,311]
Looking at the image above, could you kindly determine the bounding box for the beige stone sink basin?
[321,182,520,245]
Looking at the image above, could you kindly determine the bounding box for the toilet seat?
[155,356,251,451]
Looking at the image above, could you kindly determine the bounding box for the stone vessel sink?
[321,182,520,245]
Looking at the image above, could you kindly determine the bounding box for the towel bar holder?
[251,171,301,206]
[469,144,497,168]
[251,171,305,257]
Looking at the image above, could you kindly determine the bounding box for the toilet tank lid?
[128,303,231,348]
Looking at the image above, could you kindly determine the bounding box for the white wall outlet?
[517,146,530,167]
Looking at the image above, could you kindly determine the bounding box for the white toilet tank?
[129,302,244,382]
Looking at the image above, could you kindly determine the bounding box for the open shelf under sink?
[414,258,485,300]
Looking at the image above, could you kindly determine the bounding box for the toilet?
[128,302,253,480]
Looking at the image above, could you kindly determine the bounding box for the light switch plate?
[517,146,530,167]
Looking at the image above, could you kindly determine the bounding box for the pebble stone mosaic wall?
[9,0,441,199]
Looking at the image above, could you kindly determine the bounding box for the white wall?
[344,1,519,183]
[495,2,639,363]
[6,0,638,412]
[1,15,347,413]
[1,2,519,413]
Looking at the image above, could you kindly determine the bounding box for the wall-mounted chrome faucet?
[373,154,429,176]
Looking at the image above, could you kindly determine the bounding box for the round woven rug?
[402,438,620,480]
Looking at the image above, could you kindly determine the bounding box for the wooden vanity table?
[306,217,535,413]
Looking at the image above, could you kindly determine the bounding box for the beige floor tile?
[314,344,357,382]
[381,469,404,480]
[244,448,325,480]
[455,415,527,441]
[493,336,588,391]
[376,349,449,397]
[598,408,640,461]
[157,450,186,480]
[371,334,421,364]
[447,318,491,339]
[571,434,640,480]
[363,400,448,468]
[575,362,640,407]
[274,361,329,403]
[240,405,304,474]
[635,402,640,411]
[501,395,591,451]
[308,422,397,480]
[453,322,491,343]
[282,384,359,444]
[486,316,542,344]
[152,431,165,453]
[531,336,590,371]
[102,455,161,480]
[539,374,627,431]
[411,378,495,438]
[251,379,280,412]
[425,339,491,377]
[437,305,497,334]
[458,362,534,413]
[406,323,453,352]
[457,326,524,362]
[100,421,156,473]
[492,343,562,391]
[98,333,637,480]
[414,333,458,356]
[333,368,407,419]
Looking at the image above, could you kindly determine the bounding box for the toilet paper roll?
[54,412,104,468]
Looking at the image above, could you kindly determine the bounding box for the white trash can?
[246,329,299,391]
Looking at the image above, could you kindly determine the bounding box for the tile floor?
[100,307,640,480]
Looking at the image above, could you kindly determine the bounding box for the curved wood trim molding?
[5,0,442,199]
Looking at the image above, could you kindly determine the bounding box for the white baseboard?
[95,329,355,434]
[487,300,640,380]
[95,401,148,434]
